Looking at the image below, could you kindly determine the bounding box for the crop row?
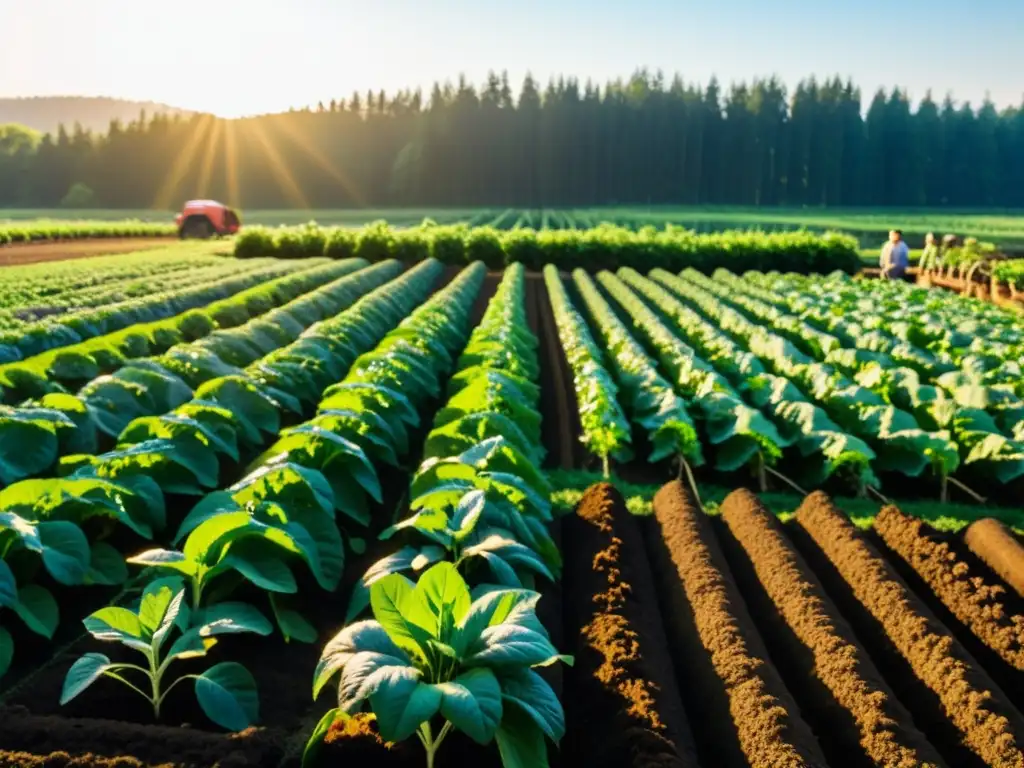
[742,269,1024,386]
[569,269,702,467]
[0,258,381,486]
[0,259,360,399]
[234,220,863,274]
[0,259,431,682]
[639,269,974,492]
[0,219,176,245]
[0,257,324,367]
[592,270,795,478]
[309,263,571,768]
[665,269,1024,494]
[0,246,231,330]
[712,269,1024,430]
[543,264,632,472]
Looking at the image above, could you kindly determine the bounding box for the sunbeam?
[247,119,310,209]
[195,118,224,200]
[224,119,241,209]
[152,113,215,210]
[272,118,369,208]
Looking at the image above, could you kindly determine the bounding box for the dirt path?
[527,272,582,471]
[0,237,176,266]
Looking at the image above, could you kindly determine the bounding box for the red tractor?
[175,200,241,239]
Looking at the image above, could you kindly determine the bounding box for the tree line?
[1,70,1023,210]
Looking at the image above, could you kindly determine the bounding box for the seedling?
[61,577,269,731]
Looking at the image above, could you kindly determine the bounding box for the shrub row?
[234,220,862,274]
[0,219,176,245]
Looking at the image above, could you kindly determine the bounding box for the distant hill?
[0,96,196,136]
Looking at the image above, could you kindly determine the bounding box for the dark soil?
[0,705,282,767]
[527,273,583,471]
[562,482,699,767]
[645,480,827,768]
[965,518,1024,600]
[717,489,945,767]
[793,491,1024,767]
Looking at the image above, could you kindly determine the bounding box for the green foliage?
[310,562,569,768]
[992,259,1024,290]
[733,269,1024,496]
[60,580,264,731]
[0,219,175,243]
[571,269,702,466]
[543,265,632,470]
[233,222,861,274]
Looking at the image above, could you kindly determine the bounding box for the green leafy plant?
[61,578,267,730]
[309,562,570,768]
[543,265,632,475]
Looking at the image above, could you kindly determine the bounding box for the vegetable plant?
[309,562,570,768]
[61,578,268,730]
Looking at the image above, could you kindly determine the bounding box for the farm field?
[5,206,1024,249]
[1,239,1023,768]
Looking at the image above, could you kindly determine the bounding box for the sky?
[3,0,1022,118]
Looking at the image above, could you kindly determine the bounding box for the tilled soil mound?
[876,505,1024,671]
[965,517,1024,599]
[646,480,827,768]
[795,491,1024,767]
[562,481,699,767]
[719,489,945,767]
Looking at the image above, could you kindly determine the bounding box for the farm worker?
[919,232,940,271]
[880,229,909,279]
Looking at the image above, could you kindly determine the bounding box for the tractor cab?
[175,200,241,239]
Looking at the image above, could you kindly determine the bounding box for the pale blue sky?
[3,0,1021,117]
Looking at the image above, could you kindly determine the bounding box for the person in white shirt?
[879,229,910,279]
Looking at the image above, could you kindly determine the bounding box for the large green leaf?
[369,574,434,662]
[37,521,91,586]
[414,561,472,631]
[194,376,281,436]
[497,667,565,742]
[270,595,318,643]
[495,698,551,768]
[13,584,59,638]
[370,678,442,743]
[0,417,59,485]
[0,559,17,608]
[60,652,114,705]
[84,605,149,651]
[220,538,299,594]
[438,667,503,744]
[86,542,129,586]
[314,619,410,699]
[194,661,259,731]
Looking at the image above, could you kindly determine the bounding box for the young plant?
[310,562,571,768]
[127,463,344,642]
[61,577,268,730]
[345,489,555,621]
